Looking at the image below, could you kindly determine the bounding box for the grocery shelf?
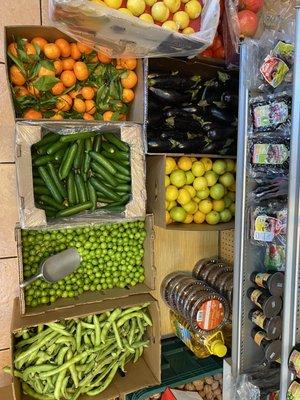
[126,337,223,400]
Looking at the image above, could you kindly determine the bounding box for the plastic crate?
[126,337,223,400]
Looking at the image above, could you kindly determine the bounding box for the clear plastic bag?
[50,0,220,58]
[15,121,146,228]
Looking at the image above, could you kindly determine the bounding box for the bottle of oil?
[170,310,227,359]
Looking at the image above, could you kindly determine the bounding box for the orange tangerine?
[122,88,135,103]
[7,42,18,57]
[62,58,76,71]
[23,108,42,119]
[83,112,94,120]
[70,43,82,60]
[25,43,36,56]
[121,70,138,89]
[44,43,61,60]
[73,62,89,81]
[60,70,77,87]
[77,42,92,54]
[97,52,111,64]
[38,66,55,77]
[31,37,48,50]
[73,98,86,113]
[54,60,63,75]
[103,111,114,121]
[119,58,137,70]
[81,86,95,100]
[27,83,40,97]
[69,89,81,99]
[119,114,126,121]
[56,94,73,111]
[51,81,65,95]
[55,38,71,57]
[15,86,29,97]
[10,65,26,86]
[85,100,96,114]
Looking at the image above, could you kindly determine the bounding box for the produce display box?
[146,155,235,231]
[5,26,146,125]
[9,293,161,400]
[126,337,223,400]
[145,57,238,155]
[16,214,155,316]
[15,121,146,228]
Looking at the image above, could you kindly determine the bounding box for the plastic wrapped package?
[49,0,220,58]
[15,121,146,228]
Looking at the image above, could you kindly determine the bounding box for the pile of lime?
[22,220,147,307]
[165,156,236,225]
[92,0,202,34]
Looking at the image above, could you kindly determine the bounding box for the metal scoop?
[20,248,81,289]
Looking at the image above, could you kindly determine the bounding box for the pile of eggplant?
[147,70,238,154]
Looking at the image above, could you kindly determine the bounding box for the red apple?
[238,10,259,36]
[239,0,263,13]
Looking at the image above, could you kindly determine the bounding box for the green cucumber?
[109,159,131,177]
[56,202,92,217]
[67,172,77,206]
[83,138,93,174]
[47,163,67,198]
[60,132,96,143]
[93,135,102,152]
[116,183,131,193]
[103,132,129,152]
[87,181,97,210]
[47,140,67,155]
[73,139,84,170]
[59,143,78,180]
[89,151,116,175]
[35,133,59,148]
[39,195,65,210]
[75,174,87,203]
[34,186,50,196]
[90,177,120,201]
[34,155,55,167]
[90,161,119,187]
[38,166,63,203]
[100,150,129,162]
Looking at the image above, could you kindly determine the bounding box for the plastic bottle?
[288,344,300,378]
[170,311,227,359]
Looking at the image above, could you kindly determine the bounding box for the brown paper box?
[16,214,156,316]
[146,155,235,231]
[9,294,161,400]
[15,121,146,228]
[5,26,145,125]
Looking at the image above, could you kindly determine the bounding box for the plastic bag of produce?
[15,120,146,228]
[49,0,220,58]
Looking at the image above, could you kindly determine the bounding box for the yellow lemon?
[183,185,196,198]
[166,185,179,201]
[193,196,200,204]
[162,21,178,31]
[183,214,194,224]
[127,0,146,15]
[213,199,226,212]
[140,13,154,22]
[163,0,181,12]
[185,0,202,19]
[151,1,170,22]
[165,200,169,209]
[178,156,192,171]
[165,175,170,187]
[119,7,133,14]
[192,161,205,177]
[167,200,177,211]
[177,188,191,205]
[170,206,187,222]
[193,176,208,191]
[104,0,122,8]
[194,210,206,224]
[182,27,195,34]
[173,11,190,29]
[166,210,172,224]
[206,210,220,225]
[183,200,198,214]
[198,199,213,214]
[196,188,210,200]
[170,169,187,188]
[145,0,157,4]
[200,157,213,171]
[185,171,195,184]
[165,156,177,174]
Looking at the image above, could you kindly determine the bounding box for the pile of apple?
[165,156,236,225]
[238,0,263,37]
[92,0,201,34]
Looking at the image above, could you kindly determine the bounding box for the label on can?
[254,330,267,346]
[287,380,300,399]
[254,273,270,288]
[196,300,224,331]
[251,310,267,329]
[289,348,300,378]
[250,289,263,308]
[174,320,192,349]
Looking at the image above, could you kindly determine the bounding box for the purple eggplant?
[208,105,236,124]
[160,130,188,141]
[165,116,204,133]
[148,74,201,90]
[149,87,191,105]
[147,138,171,153]
[206,126,236,141]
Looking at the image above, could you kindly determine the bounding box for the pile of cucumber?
[32,130,131,219]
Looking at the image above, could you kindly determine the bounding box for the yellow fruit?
[185,171,195,184]
[178,156,192,171]
[183,200,198,214]
[200,157,213,171]
[167,200,177,211]
[197,188,210,200]
[183,214,194,224]
[193,176,208,191]
[104,0,122,8]
[166,185,179,201]
[139,13,154,23]
[191,157,197,162]
[166,210,172,224]
[170,206,187,222]
[192,161,205,177]
[127,0,146,15]
[119,7,133,15]
[185,0,202,19]
[173,11,190,29]
[182,27,195,34]
[151,2,170,22]
[194,210,206,224]
[199,199,213,214]
[170,170,187,188]
[177,188,191,206]
[165,175,171,187]
[206,211,220,225]
[163,0,181,13]
[165,200,169,209]
[162,21,178,31]
[213,199,226,212]
[165,157,177,174]
[194,196,200,204]
[183,185,196,198]
[145,0,157,4]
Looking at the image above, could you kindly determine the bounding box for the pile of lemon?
[91,0,202,33]
[165,156,236,225]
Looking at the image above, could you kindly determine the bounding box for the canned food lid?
[265,340,282,363]
[195,299,225,331]
[268,272,284,296]
[266,316,282,340]
[263,295,283,318]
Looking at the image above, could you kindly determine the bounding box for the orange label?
[196,300,224,331]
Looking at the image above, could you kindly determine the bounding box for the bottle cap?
[211,341,227,358]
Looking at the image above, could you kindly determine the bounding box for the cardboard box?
[15,121,147,228]
[145,57,238,155]
[0,386,14,400]
[16,214,156,316]
[146,155,235,231]
[9,294,161,400]
[5,26,145,125]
